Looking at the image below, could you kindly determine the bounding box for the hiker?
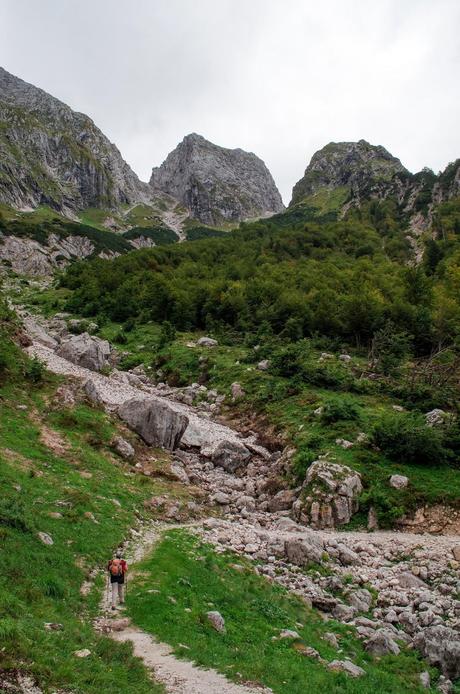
[107,550,127,610]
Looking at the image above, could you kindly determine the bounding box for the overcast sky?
[0,0,459,202]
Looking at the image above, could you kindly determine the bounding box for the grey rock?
[83,378,105,405]
[37,531,53,546]
[257,359,270,371]
[267,489,297,512]
[210,439,251,473]
[397,571,428,589]
[419,671,431,689]
[279,629,301,640]
[346,588,373,612]
[57,333,111,371]
[295,460,362,528]
[230,382,245,401]
[196,336,218,347]
[425,409,447,427]
[169,463,190,485]
[365,630,400,657]
[291,139,407,207]
[150,133,284,226]
[413,625,460,679]
[332,603,356,622]
[112,436,135,459]
[119,397,188,450]
[389,474,409,489]
[323,632,339,648]
[206,610,226,633]
[327,660,365,678]
[284,534,324,566]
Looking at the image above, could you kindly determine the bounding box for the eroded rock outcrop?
[292,460,362,528]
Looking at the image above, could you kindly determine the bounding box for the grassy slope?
[0,310,175,691]
[128,530,433,694]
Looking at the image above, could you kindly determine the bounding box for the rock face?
[0,66,148,212]
[57,333,111,372]
[118,397,188,450]
[292,460,362,528]
[150,133,284,226]
[291,139,407,206]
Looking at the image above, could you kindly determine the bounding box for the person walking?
[107,550,128,610]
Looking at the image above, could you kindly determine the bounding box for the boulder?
[57,333,111,371]
[294,460,362,528]
[231,382,245,401]
[327,660,365,677]
[452,545,460,561]
[284,533,324,566]
[197,337,218,347]
[339,354,352,362]
[206,611,226,633]
[279,629,301,640]
[346,588,373,612]
[413,626,460,680]
[118,397,188,450]
[257,359,270,371]
[83,378,105,405]
[389,474,409,489]
[425,408,447,427]
[267,489,297,512]
[112,436,135,459]
[37,531,53,546]
[365,630,400,657]
[210,439,251,473]
[74,648,91,658]
[169,463,190,485]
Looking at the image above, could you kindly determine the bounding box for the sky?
[0,0,459,203]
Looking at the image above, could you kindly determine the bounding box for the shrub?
[371,412,446,466]
[321,397,361,424]
[270,341,310,378]
[24,357,45,384]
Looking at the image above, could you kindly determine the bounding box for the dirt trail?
[100,523,271,694]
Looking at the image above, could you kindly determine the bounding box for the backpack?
[110,558,123,576]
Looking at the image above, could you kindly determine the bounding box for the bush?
[321,397,361,424]
[291,448,318,483]
[270,341,310,378]
[371,412,446,466]
[24,357,45,384]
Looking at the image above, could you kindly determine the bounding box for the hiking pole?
[106,573,110,608]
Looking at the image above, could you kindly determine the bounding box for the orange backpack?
[110,558,123,576]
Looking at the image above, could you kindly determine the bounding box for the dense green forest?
[62,205,460,355]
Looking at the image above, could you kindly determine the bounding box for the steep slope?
[0,67,149,213]
[150,133,284,226]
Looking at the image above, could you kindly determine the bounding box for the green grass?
[0,337,173,691]
[128,530,434,694]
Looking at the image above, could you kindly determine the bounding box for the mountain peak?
[150,135,284,226]
[291,140,408,206]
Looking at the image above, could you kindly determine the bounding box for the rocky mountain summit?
[0,67,149,213]
[150,133,284,226]
[291,139,408,206]
[290,139,460,231]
